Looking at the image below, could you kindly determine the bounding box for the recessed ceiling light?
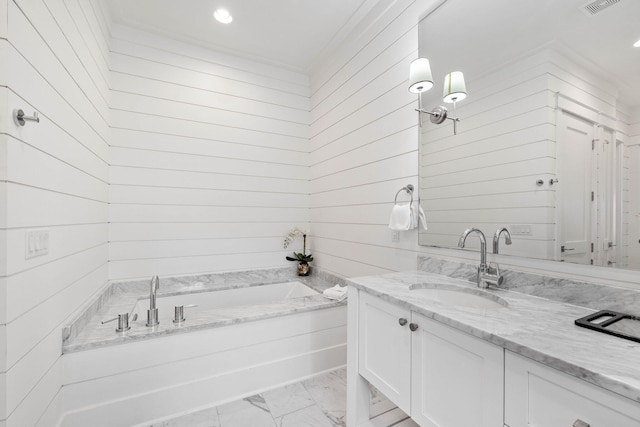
[214,8,233,24]
[634,38,640,48]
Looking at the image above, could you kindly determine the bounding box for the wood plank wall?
[0,0,110,425]
[107,26,312,280]
[419,46,632,263]
[0,0,637,424]
[308,0,434,278]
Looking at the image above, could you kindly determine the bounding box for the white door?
[556,111,594,264]
[410,313,504,427]
[629,145,640,269]
[593,128,618,267]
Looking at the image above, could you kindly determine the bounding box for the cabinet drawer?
[505,351,640,427]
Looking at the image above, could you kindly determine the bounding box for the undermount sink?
[408,283,508,309]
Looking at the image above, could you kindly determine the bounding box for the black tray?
[575,310,640,344]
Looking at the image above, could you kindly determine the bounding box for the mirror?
[418,0,640,270]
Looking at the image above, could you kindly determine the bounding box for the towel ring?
[394,184,414,205]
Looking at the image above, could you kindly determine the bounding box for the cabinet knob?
[409,323,419,331]
[573,420,590,427]
[398,318,407,326]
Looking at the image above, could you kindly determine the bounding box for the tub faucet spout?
[146,275,160,327]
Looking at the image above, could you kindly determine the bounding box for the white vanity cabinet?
[357,291,412,414]
[505,351,640,427]
[351,291,504,426]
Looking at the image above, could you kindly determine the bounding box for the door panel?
[358,292,412,414]
[557,111,594,264]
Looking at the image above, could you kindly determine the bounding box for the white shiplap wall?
[418,45,633,264]
[108,25,312,280]
[419,51,558,260]
[0,0,110,426]
[308,0,438,278]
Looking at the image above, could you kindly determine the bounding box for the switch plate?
[391,230,400,243]
[510,225,532,236]
[25,230,49,259]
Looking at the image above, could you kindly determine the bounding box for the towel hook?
[14,109,40,126]
[394,184,414,205]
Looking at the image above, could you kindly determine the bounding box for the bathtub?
[131,281,319,323]
[60,272,347,427]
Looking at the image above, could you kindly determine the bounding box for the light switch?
[510,225,532,236]
[25,230,49,259]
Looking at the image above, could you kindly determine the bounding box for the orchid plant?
[283,227,314,264]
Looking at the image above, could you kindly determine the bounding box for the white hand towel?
[323,284,348,301]
[412,203,428,230]
[389,204,412,230]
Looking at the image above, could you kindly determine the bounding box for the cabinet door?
[410,312,504,427]
[358,292,412,414]
[505,351,640,427]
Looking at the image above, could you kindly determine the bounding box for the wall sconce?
[409,58,467,135]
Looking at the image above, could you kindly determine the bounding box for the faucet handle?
[479,265,505,288]
[102,312,137,332]
[173,304,197,324]
[481,272,504,288]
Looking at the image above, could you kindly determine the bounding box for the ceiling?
[420,0,640,108]
[104,0,639,106]
[104,0,381,73]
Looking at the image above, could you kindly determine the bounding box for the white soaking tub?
[131,281,318,322]
[60,276,346,427]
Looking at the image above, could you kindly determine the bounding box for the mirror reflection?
[417,0,640,270]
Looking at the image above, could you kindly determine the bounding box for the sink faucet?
[493,227,512,254]
[458,228,502,289]
[491,227,512,281]
[146,275,160,327]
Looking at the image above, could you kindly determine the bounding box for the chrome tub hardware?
[13,109,40,126]
[173,304,197,324]
[147,275,160,327]
[102,312,137,332]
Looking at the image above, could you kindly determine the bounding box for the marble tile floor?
[149,368,418,427]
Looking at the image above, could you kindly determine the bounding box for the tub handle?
[101,312,138,332]
[173,304,198,324]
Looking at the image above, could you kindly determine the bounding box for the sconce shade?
[442,71,467,103]
[408,58,434,93]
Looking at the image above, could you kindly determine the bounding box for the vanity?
[346,268,640,427]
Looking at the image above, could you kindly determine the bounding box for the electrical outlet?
[25,230,49,259]
[391,230,400,243]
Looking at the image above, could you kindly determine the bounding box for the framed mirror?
[417,0,640,270]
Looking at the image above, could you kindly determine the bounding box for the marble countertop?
[63,268,346,353]
[347,270,640,403]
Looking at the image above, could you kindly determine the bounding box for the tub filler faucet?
[147,275,160,327]
[458,228,503,289]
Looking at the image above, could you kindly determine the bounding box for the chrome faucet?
[458,228,502,289]
[146,275,160,327]
[491,227,512,283]
[493,227,512,254]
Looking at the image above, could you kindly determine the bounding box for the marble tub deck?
[64,268,347,353]
[347,269,640,404]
